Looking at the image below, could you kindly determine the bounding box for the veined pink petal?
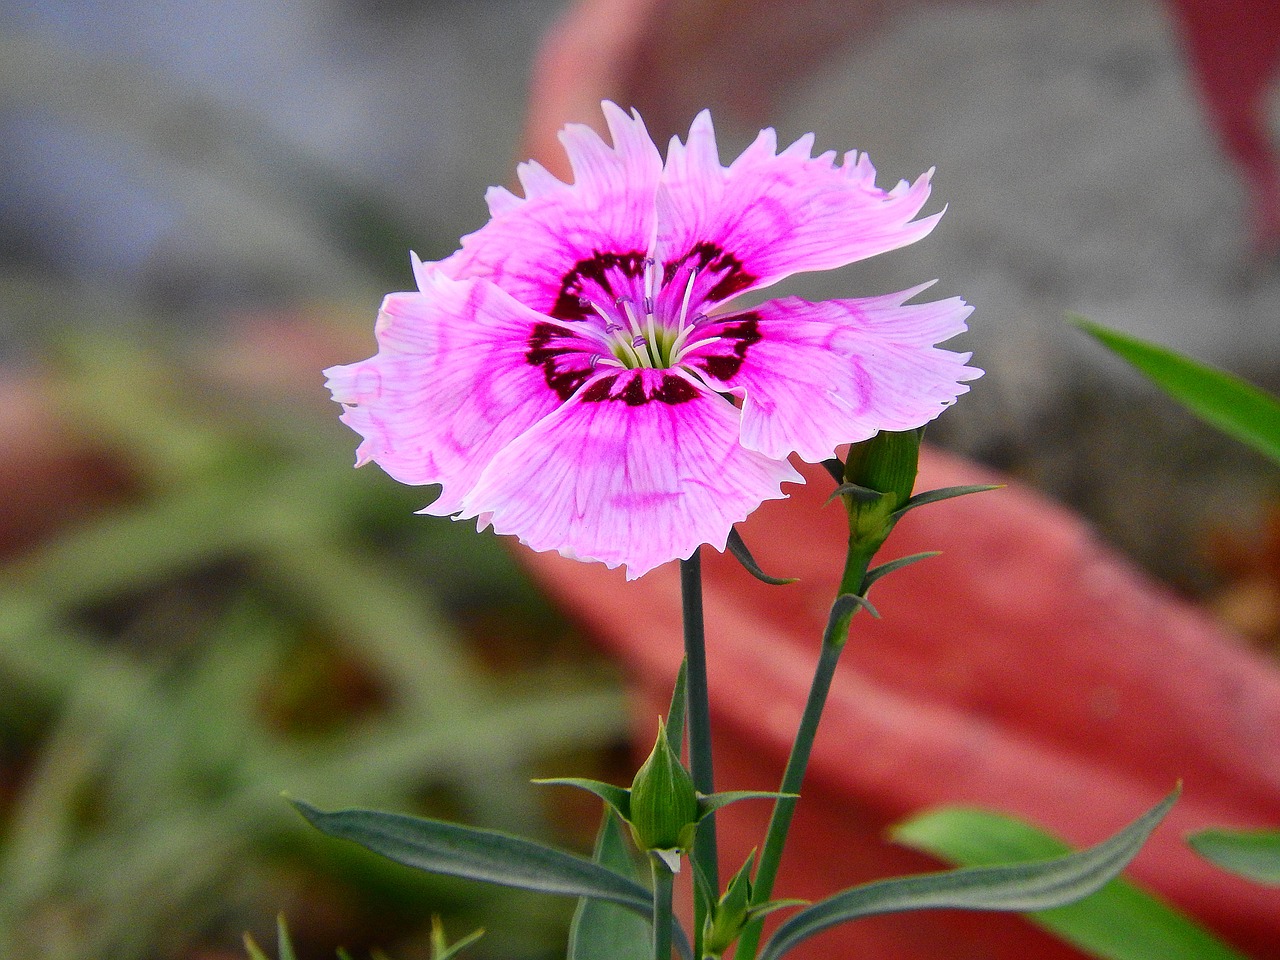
[460,368,801,579]
[686,285,980,463]
[324,273,589,515]
[433,102,663,319]
[656,110,940,304]
[328,104,978,579]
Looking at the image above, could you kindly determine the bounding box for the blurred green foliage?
[0,327,629,960]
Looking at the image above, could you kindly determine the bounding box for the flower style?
[325,103,979,579]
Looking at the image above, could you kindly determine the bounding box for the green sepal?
[1187,827,1280,886]
[291,799,653,915]
[862,552,941,592]
[628,718,700,858]
[839,430,924,557]
[845,430,921,505]
[758,788,1179,960]
[726,528,798,585]
[533,777,632,822]
[568,811,650,960]
[697,790,797,819]
[890,484,1001,521]
[429,916,485,960]
[820,457,845,483]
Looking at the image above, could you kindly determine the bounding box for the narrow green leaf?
[429,916,485,960]
[894,806,1246,960]
[747,899,808,921]
[826,593,880,634]
[276,915,298,960]
[862,552,941,592]
[292,800,652,915]
[533,778,632,821]
[242,934,270,960]
[434,930,484,960]
[825,482,887,506]
[697,791,795,818]
[666,659,687,754]
[1072,315,1280,465]
[569,811,650,960]
[691,854,718,917]
[1188,828,1280,886]
[726,529,797,585]
[891,484,1001,521]
[759,790,1178,960]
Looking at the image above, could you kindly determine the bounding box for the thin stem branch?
[651,854,675,960]
[681,549,718,879]
[733,537,875,960]
[681,548,717,955]
[749,636,842,902]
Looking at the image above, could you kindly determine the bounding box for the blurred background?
[1,0,1277,957]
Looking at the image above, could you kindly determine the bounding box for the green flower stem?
[651,852,676,960]
[733,537,877,960]
[681,549,719,890]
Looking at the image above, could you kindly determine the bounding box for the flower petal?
[656,110,939,305]
[324,273,595,515]
[684,285,980,462]
[432,102,663,319]
[461,369,801,579]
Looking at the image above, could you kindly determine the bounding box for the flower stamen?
[676,335,722,361]
[570,258,730,371]
[642,256,658,306]
[585,298,617,329]
[670,311,709,361]
[677,268,698,331]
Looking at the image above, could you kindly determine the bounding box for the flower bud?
[703,856,754,958]
[842,428,923,550]
[628,720,699,860]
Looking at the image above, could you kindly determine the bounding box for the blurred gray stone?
[770,0,1279,588]
[0,0,564,334]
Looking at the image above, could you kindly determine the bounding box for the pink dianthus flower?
[325,103,979,579]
